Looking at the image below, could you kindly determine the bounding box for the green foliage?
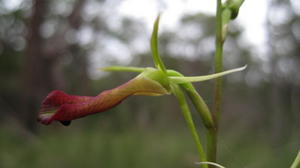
[0,126,298,168]
[0,128,194,168]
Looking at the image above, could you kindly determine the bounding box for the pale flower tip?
[240,64,247,71]
[232,65,247,73]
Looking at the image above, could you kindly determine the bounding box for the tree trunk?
[22,0,49,133]
[22,0,88,133]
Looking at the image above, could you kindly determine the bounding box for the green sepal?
[138,68,171,92]
[151,14,167,73]
[100,66,146,73]
[130,75,170,96]
[165,69,215,129]
[170,83,208,165]
[169,65,246,84]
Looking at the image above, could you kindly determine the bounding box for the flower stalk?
[210,0,226,165]
[171,84,208,168]
[211,0,245,166]
[207,0,246,167]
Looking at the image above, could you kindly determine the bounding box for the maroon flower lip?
[37,76,169,126]
[37,90,94,126]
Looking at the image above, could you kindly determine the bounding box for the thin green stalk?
[211,0,224,166]
[171,84,207,168]
[181,83,214,128]
[214,0,224,127]
[181,83,217,164]
[206,128,217,164]
[290,150,300,168]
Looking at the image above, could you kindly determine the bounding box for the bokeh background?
[0,0,299,167]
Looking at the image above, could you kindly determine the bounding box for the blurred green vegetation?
[1,121,299,168]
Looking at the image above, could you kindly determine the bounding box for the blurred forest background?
[0,0,299,167]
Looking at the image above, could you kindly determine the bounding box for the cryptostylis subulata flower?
[37,15,246,126]
[38,69,169,125]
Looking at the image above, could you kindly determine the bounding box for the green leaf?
[151,14,167,73]
[169,65,246,84]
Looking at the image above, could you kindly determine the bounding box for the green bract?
[224,0,245,19]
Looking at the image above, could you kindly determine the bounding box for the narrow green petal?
[290,150,300,168]
[169,65,247,84]
[171,84,207,165]
[100,66,146,73]
[195,161,226,168]
[151,14,167,73]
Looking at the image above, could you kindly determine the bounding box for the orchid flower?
[38,69,169,125]
[37,15,246,127]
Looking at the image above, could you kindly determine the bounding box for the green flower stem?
[171,84,208,167]
[211,0,225,166]
[290,150,300,168]
[205,128,217,165]
[181,83,214,129]
[221,8,231,40]
[181,83,217,164]
[214,0,224,126]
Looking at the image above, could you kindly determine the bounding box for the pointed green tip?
[170,65,247,84]
[237,64,247,71]
[150,14,167,73]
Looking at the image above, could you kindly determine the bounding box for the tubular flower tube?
[37,74,169,126]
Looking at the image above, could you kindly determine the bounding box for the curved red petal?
[38,76,168,125]
[38,90,93,124]
[41,90,92,108]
